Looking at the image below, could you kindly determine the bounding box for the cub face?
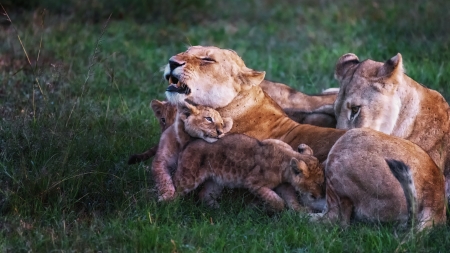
[289,147,324,199]
[179,99,233,143]
[334,53,404,134]
[164,46,265,108]
[150,100,177,133]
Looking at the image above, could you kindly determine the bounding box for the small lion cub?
[174,134,324,211]
[128,100,177,164]
[152,99,233,201]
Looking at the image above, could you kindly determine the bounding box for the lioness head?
[179,99,233,143]
[334,53,405,133]
[164,46,266,108]
[150,99,177,132]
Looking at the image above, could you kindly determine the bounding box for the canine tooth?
[168,76,173,84]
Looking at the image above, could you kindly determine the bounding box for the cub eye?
[161,118,166,125]
[205,117,213,122]
[201,57,215,62]
[350,106,360,120]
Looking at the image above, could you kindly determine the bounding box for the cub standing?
[173,134,324,211]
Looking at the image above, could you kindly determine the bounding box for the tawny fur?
[128,100,177,164]
[260,80,337,128]
[334,53,450,202]
[173,134,324,211]
[150,100,232,201]
[317,128,446,231]
[164,46,346,163]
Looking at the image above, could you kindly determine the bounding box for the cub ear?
[150,99,165,118]
[180,99,200,119]
[240,68,266,89]
[335,53,360,82]
[290,158,309,178]
[222,117,233,134]
[377,53,404,80]
[297,144,313,156]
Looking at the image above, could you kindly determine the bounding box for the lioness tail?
[386,159,417,227]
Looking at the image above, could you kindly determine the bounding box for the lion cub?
[128,100,176,164]
[152,99,233,201]
[173,134,324,211]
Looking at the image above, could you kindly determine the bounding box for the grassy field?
[1,0,450,251]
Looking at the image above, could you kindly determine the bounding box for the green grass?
[1,0,450,251]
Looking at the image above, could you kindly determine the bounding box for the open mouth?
[166,75,191,95]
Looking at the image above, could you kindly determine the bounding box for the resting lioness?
[260,80,337,128]
[151,99,232,201]
[163,46,345,163]
[317,128,446,231]
[174,134,324,211]
[334,53,450,201]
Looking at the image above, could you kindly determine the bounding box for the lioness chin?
[334,52,450,202]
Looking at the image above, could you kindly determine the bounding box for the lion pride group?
[129,46,450,231]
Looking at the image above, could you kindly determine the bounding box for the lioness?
[334,53,450,201]
[317,128,446,231]
[174,134,324,211]
[128,100,177,164]
[260,80,337,128]
[164,46,345,163]
[151,99,232,201]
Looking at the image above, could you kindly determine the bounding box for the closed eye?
[205,117,213,122]
[201,57,216,62]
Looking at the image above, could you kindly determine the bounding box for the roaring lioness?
[334,53,450,201]
[174,134,324,211]
[318,128,446,231]
[163,46,345,163]
[260,80,337,128]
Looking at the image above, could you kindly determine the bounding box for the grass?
[1,0,450,251]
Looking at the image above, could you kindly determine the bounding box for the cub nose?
[217,129,223,136]
[169,57,185,71]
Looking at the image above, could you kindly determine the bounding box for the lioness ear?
[290,158,309,178]
[377,53,404,80]
[222,117,233,134]
[240,69,266,89]
[150,99,165,118]
[335,53,360,82]
[297,144,313,156]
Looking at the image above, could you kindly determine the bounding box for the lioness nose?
[169,58,185,71]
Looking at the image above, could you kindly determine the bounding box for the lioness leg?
[320,179,353,226]
[199,180,224,208]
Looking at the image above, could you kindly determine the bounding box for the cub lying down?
[151,99,232,201]
[173,134,324,211]
[317,128,446,231]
